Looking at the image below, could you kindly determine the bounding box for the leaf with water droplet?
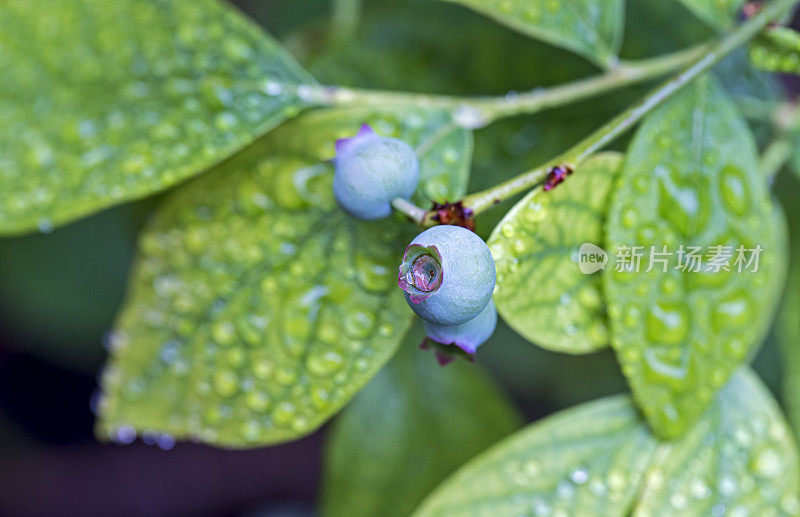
[436,0,624,67]
[0,0,316,235]
[321,324,521,517]
[414,394,658,517]
[488,153,622,353]
[675,0,744,30]
[633,369,800,516]
[604,76,786,439]
[749,27,800,75]
[96,107,473,447]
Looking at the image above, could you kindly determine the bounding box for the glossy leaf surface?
[489,153,623,353]
[634,370,800,516]
[0,0,315,235]
[437,0,625,67]
[414,395,658,517]
[604,76,785,439]
[97,107,472,447]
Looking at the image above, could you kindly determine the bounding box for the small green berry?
[423,299,497,354]
[333,124,419,220]
[398,225,496,326]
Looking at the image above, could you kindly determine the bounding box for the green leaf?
[714,49,786,143]
[750,27,800,75]
[96,107,473,447]
[414,369,799,517]
[436,0,625,68]
[0,0,316,236]
[320,327,521,517]
[633,369,800,516]
[675,0,744,30]
[604,75,786,439]
[488,153,622,353]
[414,395,658,517]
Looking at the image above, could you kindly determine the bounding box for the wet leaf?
[675,0,744,30]
[489,153,623,353]
[750,27,800,75]
[321,329,521,517]
[634,369,800,516]
[604,75,786,439]
[96,107,473,447]
[437,0,625,67]
[414,395,658,517]
[414,369,798,517]
[0,0,315,235]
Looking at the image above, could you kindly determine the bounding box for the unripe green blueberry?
[423,299,497,354]
[333,124,420,220]
[398,225,496,326]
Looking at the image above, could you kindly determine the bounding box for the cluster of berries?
[333,125,497,361]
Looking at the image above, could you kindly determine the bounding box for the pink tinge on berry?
[410,255,441,292]
[398,244,443,303]
[334,123,375,157]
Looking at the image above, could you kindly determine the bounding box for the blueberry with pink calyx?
[398,225,496,326]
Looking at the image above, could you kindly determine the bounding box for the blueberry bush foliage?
[4,0,800,515]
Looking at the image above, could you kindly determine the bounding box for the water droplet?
[751,445,782,478]
[621,208,637,228]
[713,290,752,331]
[273,402,296,426]
[245,390,271,412]
[689,478,711,499]
[781,494,800,514]
[646,301,689,344]
[607,469,626,492]
[453,105,487,129]
[307,351,345,377]
[212,321,236,346]
[670,493,688,510]
[262,80,283,96]
[157,434,176,450]
[719,474,737,496]
[344,308,376,338]
[556,480,574,499]
[275,367,298,386]
[570,467,589,484]
[719,164,749,216]
[37,218,54,234]
[111,424,137,444]
[644,347,689,384]
[213,370,238,397]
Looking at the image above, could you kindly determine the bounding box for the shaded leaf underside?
[321,336,521,517]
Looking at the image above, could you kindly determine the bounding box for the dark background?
[1,1,798,515]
